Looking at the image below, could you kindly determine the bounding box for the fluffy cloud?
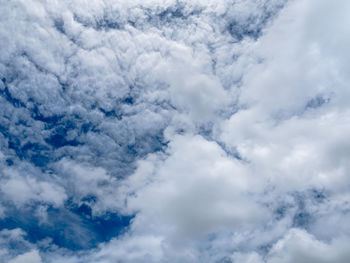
[267,229,350,263]
[9,250,42,263]
[1,0,350,262]
[231,229,350,263]
[124,134,267,240]
[0,168,67,208]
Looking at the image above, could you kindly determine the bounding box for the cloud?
[0,168,67,208]
[0,229,40,262]
[124,134,267,241]
[266,228,350,263]
[230,229,350,263]
[1,0,350,262]
[9,250,42,263]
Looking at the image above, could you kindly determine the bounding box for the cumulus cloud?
[267,228,350,263]
[231,229,350,263]
[0,168,67,208]
[124,134,267,240]
[1,0,350,262]
[9,250,42,263]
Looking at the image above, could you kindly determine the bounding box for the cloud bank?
[1,0,350,262]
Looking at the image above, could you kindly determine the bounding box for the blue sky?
[1,0,350,262]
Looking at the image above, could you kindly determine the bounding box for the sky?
[1,0,350,262]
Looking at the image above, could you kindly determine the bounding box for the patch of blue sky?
[0,204,133,251]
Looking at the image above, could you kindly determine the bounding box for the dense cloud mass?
[1,0,350,262]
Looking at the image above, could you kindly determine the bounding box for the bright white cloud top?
[0,0,350,262]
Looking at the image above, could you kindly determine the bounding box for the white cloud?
[9,250,42,263]
[124,134,268,243]
[58,159,123,214]
[266,229,350,263]
[0,229,38,263]
[1,0,350,262]
[217,0,350,196]
[92,235,164,263]
[231,252,264,263]
[0,168,67,208]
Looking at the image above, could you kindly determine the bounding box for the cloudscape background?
[1,0,350,262]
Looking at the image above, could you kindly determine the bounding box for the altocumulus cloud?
[0,0,350,262]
